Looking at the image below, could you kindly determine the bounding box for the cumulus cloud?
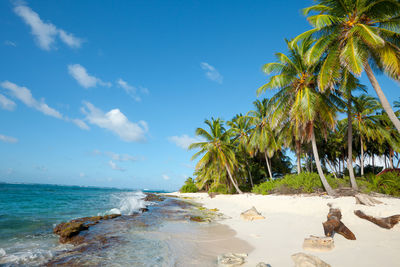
[13,3,82,50]
[0,81,62,118]
[68,64,111,88]
[0,134,18,143]
[200,62,223,84]
[108,160,125,171]
[0,94,16,111]
[168,134,205,149]
[162,174,170,180]
[81,102,148,142]
[71,118,90,130]
[117,79,149,102]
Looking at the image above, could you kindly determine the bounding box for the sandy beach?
[167,192,400,266]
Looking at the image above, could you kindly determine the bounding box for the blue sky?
[0,0,399,190]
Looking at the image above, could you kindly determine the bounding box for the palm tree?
[292,0,400,133]
[258,39,337,195]
[189,118,243,194]
[247,99,279,180]
[228,114,254,187]
[349,95,380,176]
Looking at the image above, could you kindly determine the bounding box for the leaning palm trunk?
[347,97,358,190]
[360,137,365,176]
[225,164,243,194]
[364,63,400,133]
[311,131,335,196]
[326,160,338,179]
[246,162,254,188]
[389,148,394,169]
[264,152,273,180]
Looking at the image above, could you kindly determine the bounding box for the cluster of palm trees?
[189,0,400,196]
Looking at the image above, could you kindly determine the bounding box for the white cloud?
[109,160,125,171]
[200,62,223,84]
[0,94,16,111]
[168,134,205,149]
[162,174,170,180]
[68,64,111,88]
[81,102,148,142]
[0,81,62,118]
[13,3,82,50]
[4,40,17,47]
[105,151,140,162]
[0,134,18,143]
[117,78,149,102]
[71,118,90,130]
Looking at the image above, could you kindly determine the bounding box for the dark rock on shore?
[53,214,121,244]
[144,193,164,202]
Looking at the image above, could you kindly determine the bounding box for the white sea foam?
[0,248,6,257]
[0,249,53,265]
[107,191,147,215]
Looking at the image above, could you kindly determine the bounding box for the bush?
[208,183,229,194]
[252,172,347,195]
[179,177,198,193]
[363,172,400,196]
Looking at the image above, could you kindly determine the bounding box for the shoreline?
[166,192,400,266]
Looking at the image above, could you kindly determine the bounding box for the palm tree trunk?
[296,140,301,174]
[264,152,273,180]
[246,162,254,188]
[311,130,335,196]
[347,96,358,190]
[364,62,400,133]
[372,154,375,174]
[225,164,243,194]
[326,160,338,179]
[360,137,365,176]
[389,148,394,169]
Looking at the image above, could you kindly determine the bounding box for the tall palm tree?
[189,118,243,194]
[228,114,254,187]
[258,39,337,195]
[293,0,400,133]
[349,95,380,176]
[247,99,279,180]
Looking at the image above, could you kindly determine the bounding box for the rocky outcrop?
[53,214,121,244]
[217,253,247,266]
[144,193,164,202]
[240,207,265,221]
[292,253,331,267]
[303,236,334,252]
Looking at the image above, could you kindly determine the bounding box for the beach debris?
[256,262,271,267]
[53,214,121,243]
[355,194,383,206]
[322,205,356,240]
[240,207,265,221]
[354,210,400,229]
[291,252,331,267]
[302,236,334,252]
[217,253,247,266]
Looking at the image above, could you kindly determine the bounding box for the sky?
[0,0,399,190]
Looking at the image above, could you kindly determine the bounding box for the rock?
[144,193,164,202]
[139,208,149,213]
[256,262,271,267]
[292,252,331,267]
[53,214,121,243]
[240,207,265,221]
[217,253,247,266]
[355,194,383,206]
[303,236,334,252]
[189,215,210,222]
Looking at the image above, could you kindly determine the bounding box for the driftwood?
[322,206,356,240]
[354,210,400,229]
[355,194,383,206]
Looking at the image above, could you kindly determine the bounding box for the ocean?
[0,183,241,266]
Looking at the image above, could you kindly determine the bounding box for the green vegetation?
[179,177,198,193]
[184,1,400,197]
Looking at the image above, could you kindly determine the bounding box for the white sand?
[167,192,400,266]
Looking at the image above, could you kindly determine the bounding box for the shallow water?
[0,183,251,266]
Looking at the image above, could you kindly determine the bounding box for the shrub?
[364,172,400,196]
[208,183,229,194]
[180,177,198,193]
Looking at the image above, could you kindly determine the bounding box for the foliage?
[179,177,198,193]
[363,172,400,197]
[208,183,230,194]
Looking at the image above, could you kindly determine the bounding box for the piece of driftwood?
[354,210,400,229]
[355,193,383,206]
[322,206,356,240]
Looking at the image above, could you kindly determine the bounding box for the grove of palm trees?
[184,0,400,197]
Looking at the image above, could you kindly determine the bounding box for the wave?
[106,191,147,215]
